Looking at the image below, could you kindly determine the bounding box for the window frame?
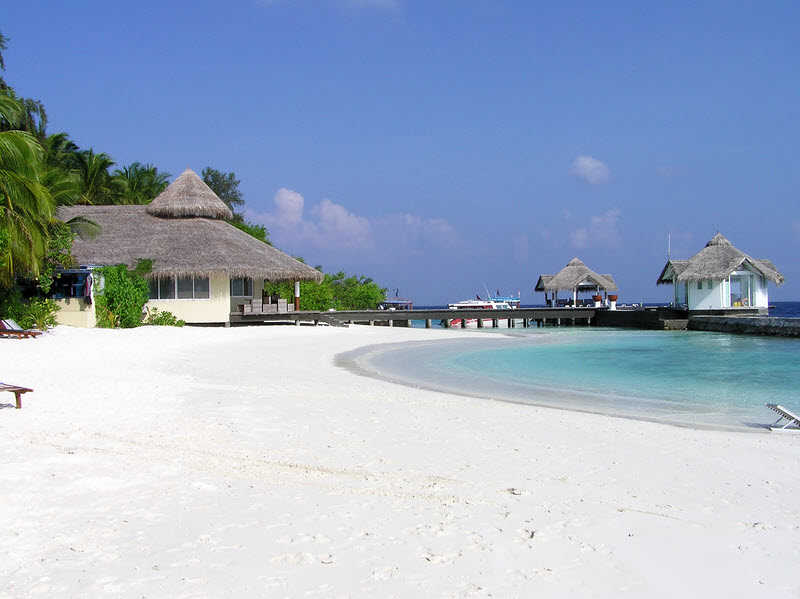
[149,275,211,300]
[230,277,253,297]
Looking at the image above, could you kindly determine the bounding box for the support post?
[294,281,300,311]
[425,319,431,328]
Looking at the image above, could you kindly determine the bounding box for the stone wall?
[688,316,800,337]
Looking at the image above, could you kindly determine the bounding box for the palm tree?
[113,162,170,204]
[43,132,79,169]
[73,149,121,205]
[0,94,54,286]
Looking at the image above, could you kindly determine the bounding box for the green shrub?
[0,285,26,323]
[144,307,185,327]
[263,266,386,311]
[19,298,60,331]
[0,289,59,330]
[94,264,150,328]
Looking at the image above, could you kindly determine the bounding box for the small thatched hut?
[54,167,323,327]
[535,258,618,307]
[657,232,784,313]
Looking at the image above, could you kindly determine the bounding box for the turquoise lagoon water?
[345,328,800,429]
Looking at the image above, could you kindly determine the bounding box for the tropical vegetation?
[0,31,387,327]
[265,268,386,311]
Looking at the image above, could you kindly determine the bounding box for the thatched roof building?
[58,205,323,282]
[53,166,322,327]
[58,166,321,282]
[535,258,618,293]
[657,233,783,312]
[657,233,784,286]
[146,167,233,219]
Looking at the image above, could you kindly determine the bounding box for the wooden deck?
[231,307,598,328]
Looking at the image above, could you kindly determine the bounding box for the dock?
[232,307,597,328]
[229,306,800,337]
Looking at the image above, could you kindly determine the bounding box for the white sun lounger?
[766,404,800,430]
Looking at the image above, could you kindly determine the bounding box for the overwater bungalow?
[535,258,618,307]
[656,232,784,314]
[54,167,323,327]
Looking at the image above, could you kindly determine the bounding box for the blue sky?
[4,1,799,304]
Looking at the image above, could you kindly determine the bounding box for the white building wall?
[753,275,769,308]
[687,279,723,310]
[55,297,96,327]
[146,274,231,324]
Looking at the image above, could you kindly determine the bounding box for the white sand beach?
[2,324,799,598]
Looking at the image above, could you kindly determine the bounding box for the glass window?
[177,276,194,299]
[231,277,251,297]
[159,277,176,299]
[194,277,210,299]
[148,279,159,300]
[697,281,703,290]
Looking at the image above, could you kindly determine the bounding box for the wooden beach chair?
[0,319,42,339]
[0,382,33,409]
[766,404,800,430]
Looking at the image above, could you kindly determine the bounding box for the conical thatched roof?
[146,167,233,219]
[657,233,784,285]
[57,205,323,282]
[535,257,618,292]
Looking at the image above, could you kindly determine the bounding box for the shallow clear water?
[348,328,800,429]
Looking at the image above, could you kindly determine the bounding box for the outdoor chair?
[766,404,800,430]
[0,382,33,409]
[0,319,42,339]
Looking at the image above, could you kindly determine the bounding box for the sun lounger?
[0,383,33,409]
[0,319,42,339]
[766,404,800,430]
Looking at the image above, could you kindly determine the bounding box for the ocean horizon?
[414,300,800,317]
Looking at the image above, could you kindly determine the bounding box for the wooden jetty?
[231,307,598,328]
[229,305,800,337]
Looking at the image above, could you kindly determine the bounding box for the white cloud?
[250,188,457,257]
[570,155,612,185]
[378,213,457,249]
[570,227,590,249]
[273,187,305,225]
[312,198,371,246]
[570,208,622,249]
